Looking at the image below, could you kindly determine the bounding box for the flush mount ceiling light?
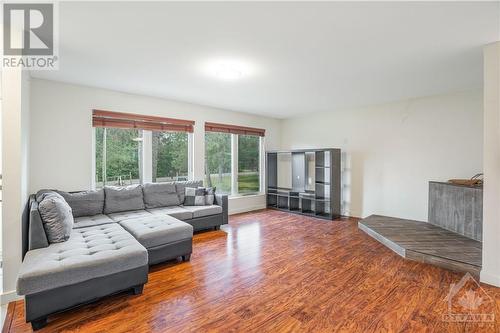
[215,63,243,80]
[202,58,256,81]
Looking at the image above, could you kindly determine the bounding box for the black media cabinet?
[266,148,341,220]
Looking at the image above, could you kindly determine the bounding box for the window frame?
[231,134,264,197]
[92,127,194,189]
[204,132,264,197]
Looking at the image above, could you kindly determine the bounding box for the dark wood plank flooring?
[359,214,482,278]
[4,209,499,332]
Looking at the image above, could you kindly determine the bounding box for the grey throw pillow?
[142,182,180,208]
[35,189,57,203]
[184,187,206,206]
[38,193,74,243]
[104,184,145,214]
[56,189,104,217]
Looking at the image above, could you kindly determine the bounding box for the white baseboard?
[1,290,22,305]
[229,204,266,215]
[480,270,500,287]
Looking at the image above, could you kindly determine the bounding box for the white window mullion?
[231,134,238,196]
[142,130,152,183]
[91,127,97,190]
[259,136,265,194]
[103,127,107,186]
[188,132,194,180]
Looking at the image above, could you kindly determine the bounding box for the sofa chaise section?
[119,215,193,265]
[19,205,148,330]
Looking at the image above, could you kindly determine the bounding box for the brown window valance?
[92,109,194,132]
[205,122,265,137]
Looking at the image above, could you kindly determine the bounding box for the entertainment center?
[266,148,341,220]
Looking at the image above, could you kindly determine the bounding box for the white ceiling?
[32,2,499,118]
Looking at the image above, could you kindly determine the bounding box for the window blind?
[92,110,195,132]
[205,122,265,137]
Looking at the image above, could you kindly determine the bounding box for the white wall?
[481,42,500,287]
[29,79,281,213]
[281,90,483,221]
[1,69,30,303]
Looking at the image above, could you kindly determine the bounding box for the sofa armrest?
[215,194,228,225]
[28,197,49,253]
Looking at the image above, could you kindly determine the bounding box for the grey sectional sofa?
[18,180,228,330]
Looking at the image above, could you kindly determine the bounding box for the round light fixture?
[201,58,256,81]
[215,64,243,80]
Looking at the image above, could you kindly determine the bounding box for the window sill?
[228,193,265,200]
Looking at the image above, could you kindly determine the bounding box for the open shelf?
[266,148,341,220]
[289,197,300,211]
[277,196,289,209]
[267,194,277,207]
[316,201,331,218]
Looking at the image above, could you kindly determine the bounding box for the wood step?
[358,214,481,278]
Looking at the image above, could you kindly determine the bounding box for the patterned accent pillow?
[203,187,216,205]
[184,187,206,206]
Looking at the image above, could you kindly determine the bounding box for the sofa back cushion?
[175,180,203,204]
[142,182,180,208]
[104,185,145,214]
[56,189,104,217]
[38,192,74,243]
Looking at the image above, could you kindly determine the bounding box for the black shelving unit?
[266,148,341,220]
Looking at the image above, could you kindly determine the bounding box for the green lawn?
[206,172,259,194]
[238,173,260,193]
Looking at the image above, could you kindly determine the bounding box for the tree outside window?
[95,127,142,187]
[238,135,260,194]
[205,132,232,194]
[152,131,189,182]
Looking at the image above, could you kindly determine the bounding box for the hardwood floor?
[4,209,500,332]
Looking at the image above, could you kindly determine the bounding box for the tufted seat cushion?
[73,214,115,229]
[17,223,147,295]
[182,205,223,218]
[119,215,193,249]
[107,209,153,222]
[146,206,193,220]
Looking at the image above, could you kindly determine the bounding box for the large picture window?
[238,135,260,194]
[205,132,232,194]
[205,122,264,196]
[93,111,264,195]
[93,110,194,187]
[95,127,143,187]
[152,131,189,182]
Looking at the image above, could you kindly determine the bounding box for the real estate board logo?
[2,2,58,69]
[442,273,494,324]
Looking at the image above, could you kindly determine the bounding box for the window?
[93,110,194,187]
[95,127,143,187]
[238,135,260,194]
[152,131,189,182]
[205,122,264,196]
[205,132,232,194]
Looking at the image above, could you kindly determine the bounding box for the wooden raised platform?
[358,215,482,278]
